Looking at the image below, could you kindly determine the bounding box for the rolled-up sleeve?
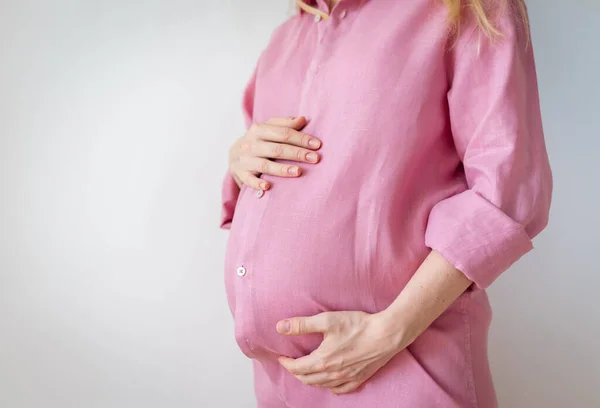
[424,6,553,289]
[219,58,259,230]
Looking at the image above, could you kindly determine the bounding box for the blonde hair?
[443,0,529,40]
[295,0,530,41]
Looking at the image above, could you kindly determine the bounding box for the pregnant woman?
[219,0,552,407]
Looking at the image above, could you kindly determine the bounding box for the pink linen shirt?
[219,1,552,406]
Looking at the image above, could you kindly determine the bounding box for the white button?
[339,10,347,19]
[314,14,321,22]
[256,189,264,198]
[236,266,246,277]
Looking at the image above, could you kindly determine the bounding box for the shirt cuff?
[424,189,534,289]
[220,170,240,230]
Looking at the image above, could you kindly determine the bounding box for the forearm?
[377,249,473,350]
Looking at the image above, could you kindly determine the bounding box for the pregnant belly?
[223,176,379,360]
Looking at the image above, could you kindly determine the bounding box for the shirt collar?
[297,0,366,16]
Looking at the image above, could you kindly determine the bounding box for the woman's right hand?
[228,116,322,191]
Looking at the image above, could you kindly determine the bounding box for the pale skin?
[229,0,473,396]
[228,114,474,394]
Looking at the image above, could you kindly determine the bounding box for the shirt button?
[256,189,264,198]
[236,266,247,277]
[339,10,347,19]
[314,14,321,22]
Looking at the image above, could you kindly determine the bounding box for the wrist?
[372,308,418,353]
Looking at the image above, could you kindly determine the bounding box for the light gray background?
[0,1,598,407]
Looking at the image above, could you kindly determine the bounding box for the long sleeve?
[424,5,553,289]
[219,58,259,230]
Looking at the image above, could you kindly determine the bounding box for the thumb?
[276,313,331,336]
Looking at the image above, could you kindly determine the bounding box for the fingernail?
[261,182,268,189]
[277,320,290,333]
[308,139,320,148]
[306,152,318,162]
[288,166,299,176]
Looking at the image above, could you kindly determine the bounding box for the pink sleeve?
[424,6,553,289]
[219,59,259,230]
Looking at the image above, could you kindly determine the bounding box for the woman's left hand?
[276,310,409,395]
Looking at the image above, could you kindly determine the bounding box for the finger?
[293,371,332,386]
[252,140,320,164]
[249,156,303,177]
[330,380,362,395]
[295,368,350,387]
[319,378,348,389]
[276,313,331,336]
[238,171,269,191]
[316,379,348,388]
[266,116,307,130]
[251,123,321,150]
[279,353,325,376]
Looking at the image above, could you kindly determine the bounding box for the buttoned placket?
[298,3,339,107]
[234,2,351,358]
[298,1,356,103]
[233,183,271,356]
